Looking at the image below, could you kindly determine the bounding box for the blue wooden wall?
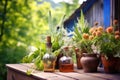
[65,0,111,32]
[103,0,111,28]
[82,0,98,13]
[65,0,98,32]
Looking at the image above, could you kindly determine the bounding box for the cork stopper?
[75,48,79,52]
[64,46,69,51]
[46,36,51,43]
[46,36,52,48]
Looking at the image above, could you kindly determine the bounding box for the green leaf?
[26,69,32,75]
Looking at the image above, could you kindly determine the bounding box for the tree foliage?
[60,0,79,18]
[0,0,79,80]
[0,0,64,80]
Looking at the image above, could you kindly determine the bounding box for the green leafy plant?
[73,11,89,42]
[72,11,90,52]
[48,11,66,53]
[22,46,45,70]
[22,11,66,71]
[78,38,94,54]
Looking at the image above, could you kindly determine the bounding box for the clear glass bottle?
[59,46,74,72]
[43,36,56,72]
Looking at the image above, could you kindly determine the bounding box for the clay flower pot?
[116,58,120,73]
[76,53,83,69]
[55,53,63,69]
[80,53,99,72]
[75,48,84,69]
[101,55,119,73]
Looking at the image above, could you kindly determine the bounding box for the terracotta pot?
[55,53,63,69]
[80,53,99,72]
[76,53,83,69]
[117,58,120,73]
[101,55,119,73]
[116,58,120,73]
[75,48,83,69]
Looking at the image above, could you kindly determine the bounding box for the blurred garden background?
[0,0,84,80]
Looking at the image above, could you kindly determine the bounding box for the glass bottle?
[43,36,56,72]
[59,46,74,72]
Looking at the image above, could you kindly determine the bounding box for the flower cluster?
[77,20,120,58]
[79,25,104,54]
[91,20,120,58]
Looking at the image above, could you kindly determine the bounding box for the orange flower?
[92,31,96,36]
[115,31,120,35]
[106,26,114,33]
[89,27,97,34]
[115,35,120,39]
[113,20,118,25]
[89,35,94,40]
[75,48,79,52]
[82,33,89,39]
[97,26,104,32]
[96,31,102,36]
[89,27,98,37]
[89,28,94,34]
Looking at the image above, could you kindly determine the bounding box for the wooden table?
[6,63,120,80]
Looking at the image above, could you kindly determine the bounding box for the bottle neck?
[46,43,52,54]
[63,47,69,57]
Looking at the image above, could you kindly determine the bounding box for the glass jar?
[43,36,56,72]
[59,46,74,72]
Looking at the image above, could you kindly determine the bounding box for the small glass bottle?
[43,36,56,72]
[59,46,74,72]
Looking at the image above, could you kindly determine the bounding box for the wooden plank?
[75,68,120,80]
[85,0,104,26]
[7,69,42,80]
[6,64,120,80]
[6,63,33,73]
[6,64,74,80]
[56,72,104,80]
[33,72,75,80]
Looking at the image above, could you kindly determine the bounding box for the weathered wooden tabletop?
[6,63,120,80]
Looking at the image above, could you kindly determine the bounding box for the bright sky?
[52,0,87,4]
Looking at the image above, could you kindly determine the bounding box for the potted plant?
[73,21,102,72]
[73,11,90,69]
[75,21,107,73]
[78,31,100,72]
[94,22,120,73]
